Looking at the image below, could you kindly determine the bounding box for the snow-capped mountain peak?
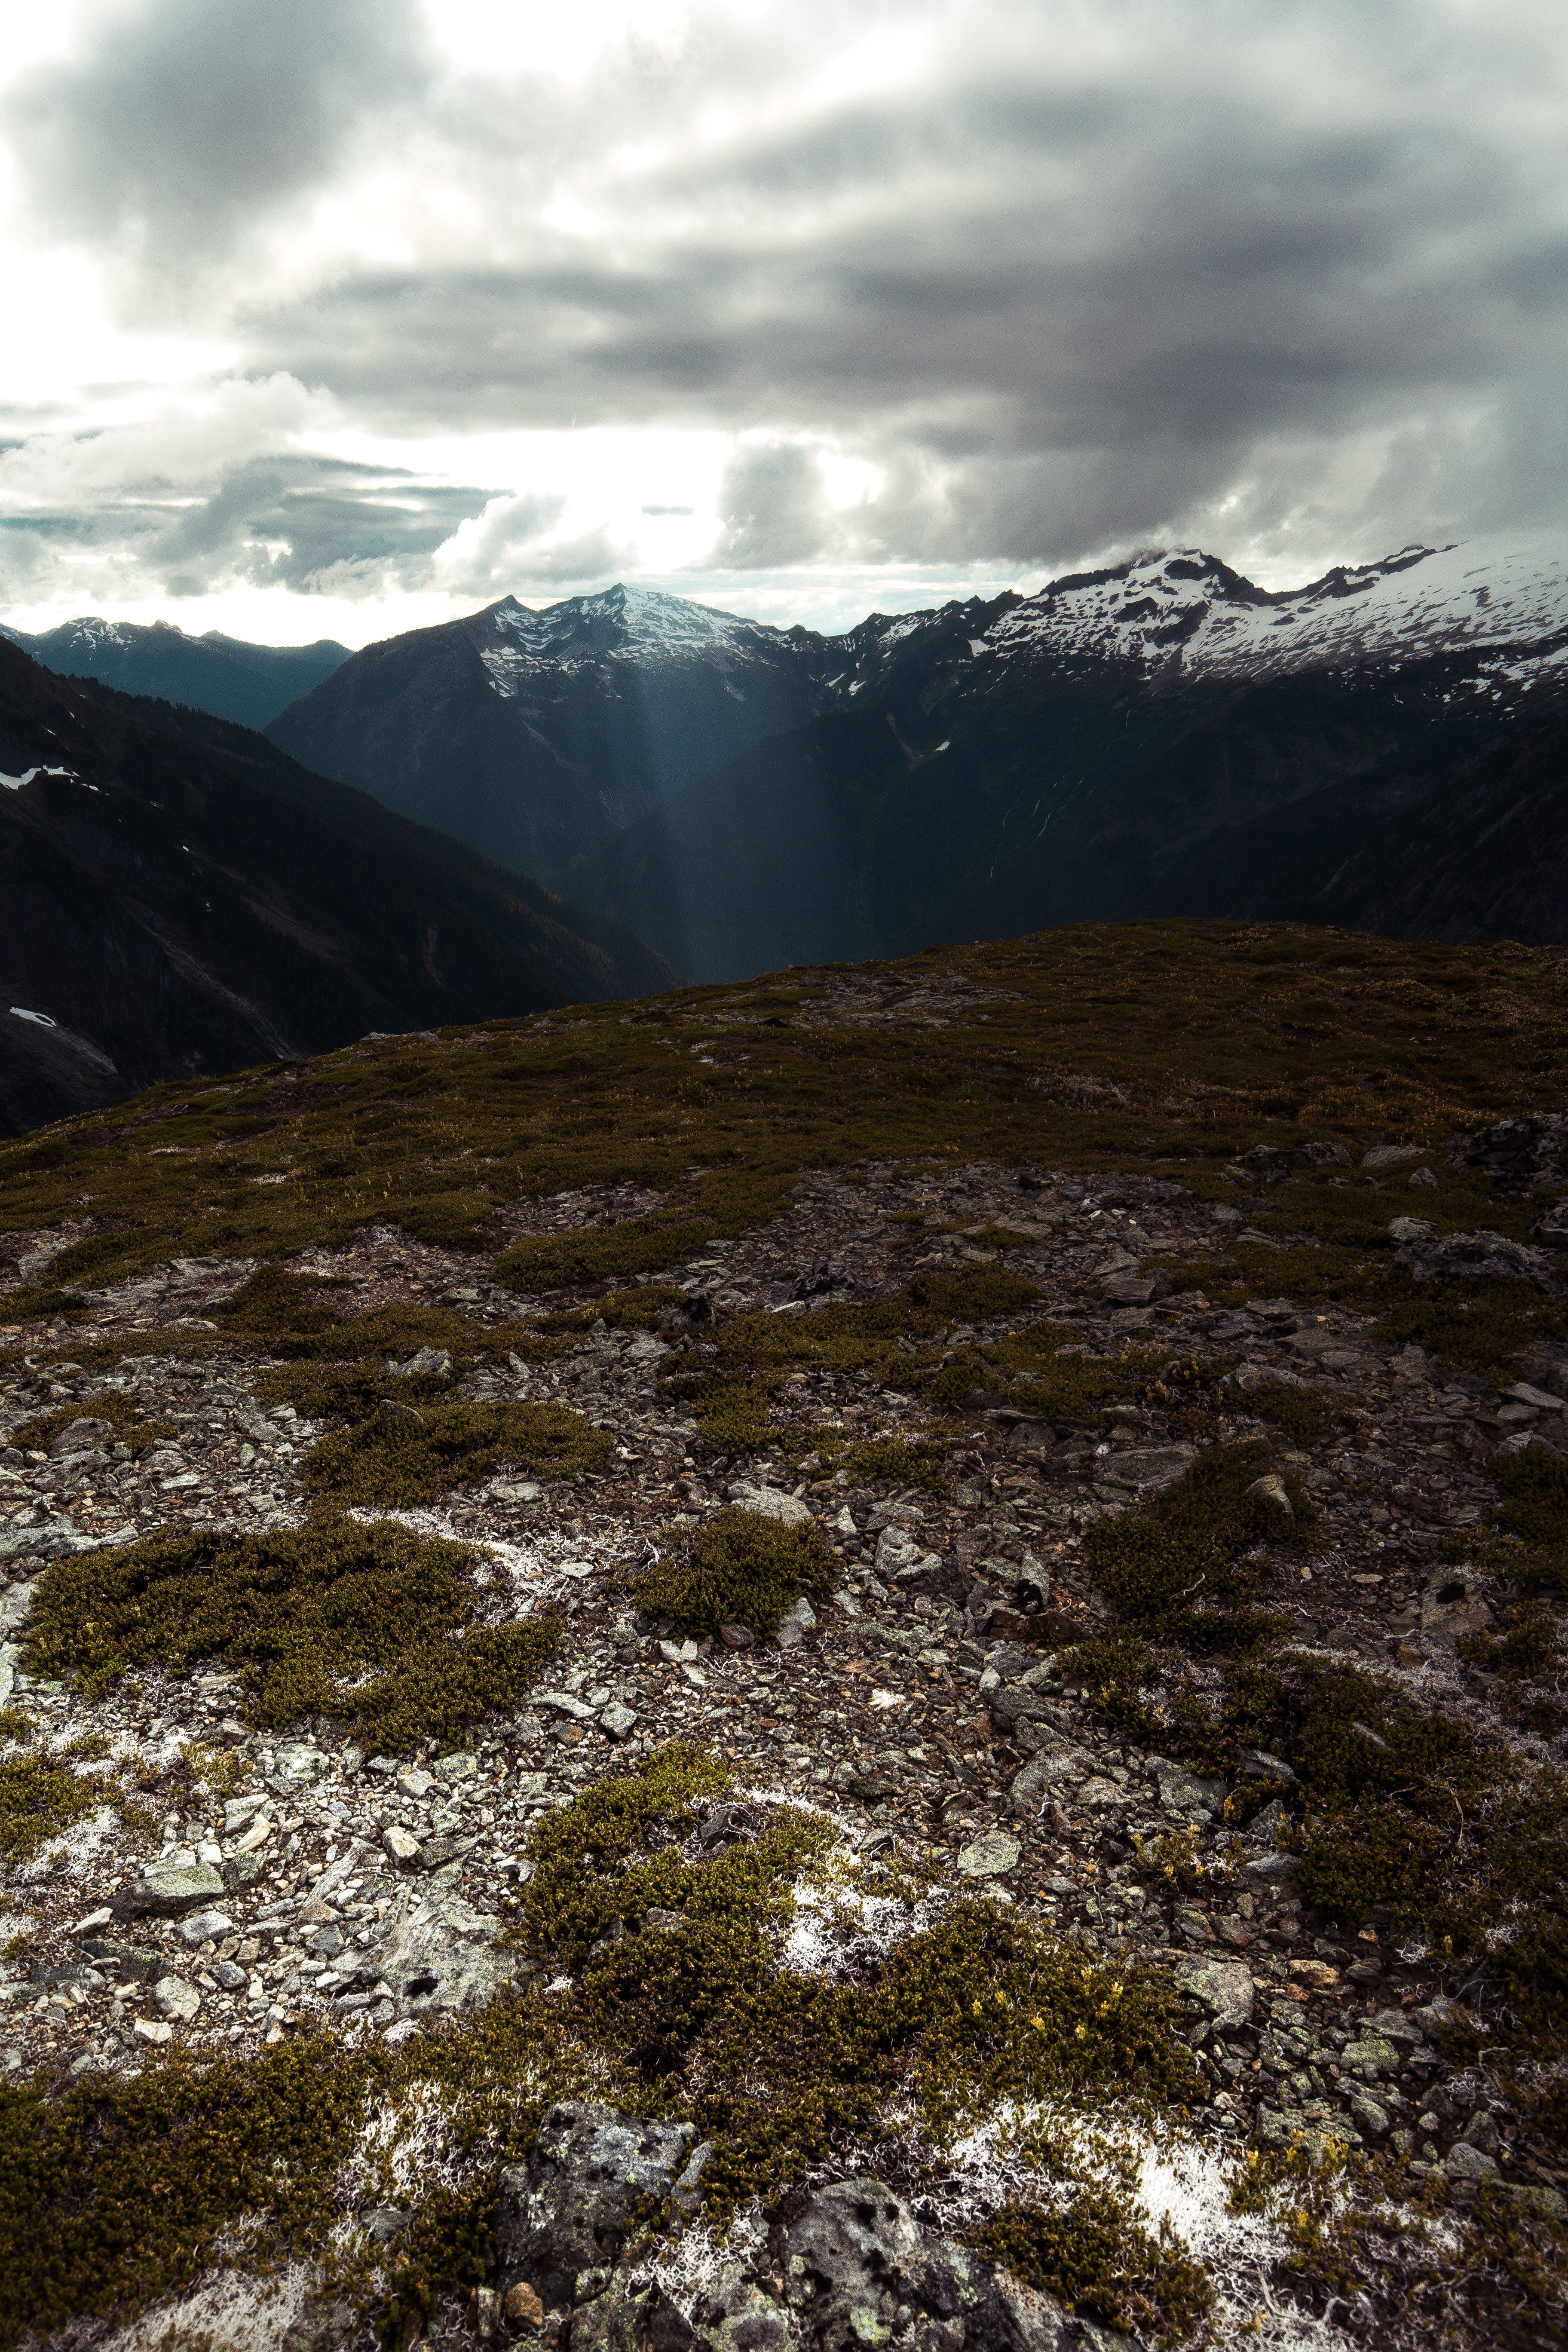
[975,539,1568,698]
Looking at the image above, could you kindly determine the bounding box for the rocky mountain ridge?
[263,546,1568,979]
[0,616,349,734]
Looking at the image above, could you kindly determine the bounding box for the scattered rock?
[956,1829,1020,1878]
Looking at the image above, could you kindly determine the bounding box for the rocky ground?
[2,1125,1567,2349]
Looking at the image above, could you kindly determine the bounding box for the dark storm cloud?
[5,0,1567,583]
[5,0,428,272]
[212,0,1567,564]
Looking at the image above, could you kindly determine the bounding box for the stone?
[769,2177,1121,2352]
[382,1825,423,1865]
[1420,1576,1493,1643]
[394,1346,452,1378]
[1341,2034,1402,2076]
[496,2102,697,2303]
[133,2018,174,2046]
[1395,1227,1561,1295]
[153,1975,201,2023]
[1445,2141,1499,2183]
[368,1880,513,2018]
[1507,2184,1568,2220]
[1244,1472,1292,1515]
[775,1596,818,1650]
[1091,1445,1195,1493]
[50,1417,111,1456]
[1009,1749,1086,1812]
[600,1701,638,1740]
[270,1742,328,1790]
[70,1907,113,1937]
[956,1829,1020,1877]
[1363,1144,1424,1169]
[501,2281,545,2328]
[176,1908,233,1946]
[729,1482,812,1527]
[1462,2108,1502,2156]
[116,1861,226,1921]
[1237,1749,1298,1785]
[1155,1763,1226,1816]
[1350,2095,1390,2139]
[536,1689,597,1721]
[431,1750,479,1782]
[212,1960,247,1990]
[1100,1273,1171,1305]
[1172,1956,1254,2021]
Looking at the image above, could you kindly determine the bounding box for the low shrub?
[0,1757,98,1863]
[978,2191,1213,2347]
[1086,1442,1316,1622]
[631,1507,836,1637]
[302,1400,611,1506]
[495,1217,714,1294]
[22,1513,561,1751]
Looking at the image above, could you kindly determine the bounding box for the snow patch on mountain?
[980,540,1568,695]
[472,584,806,698]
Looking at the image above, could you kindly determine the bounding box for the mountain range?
[0,617,349,733]
[0,638,675,1136]
[256,542,1568,978]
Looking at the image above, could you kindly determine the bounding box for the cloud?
[0,377,498,605]
[4,0,429,278]
[3,0,1568,625]
[432,492,635,597]
[713,441,833,568]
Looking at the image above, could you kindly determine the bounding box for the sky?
[0,0,1565,648]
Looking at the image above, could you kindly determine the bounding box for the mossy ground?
[302,1398,611,1507]
[631,1506,836,1637]
[517,1745,1200,2211]
[21,1514,561,1752]
[6,923,1568,2344]
[0,1743,1203,2350]
[1069,1447,1568,2032]
[9,1390,177,1455]
[0,1756,99,1863]
[978,2190,1213,2347]
[6,921,1567,1335]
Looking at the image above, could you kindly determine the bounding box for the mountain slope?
[0,618,349,732]
[0,641,677,1135]
[266,584,848,887]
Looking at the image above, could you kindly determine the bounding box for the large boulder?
[497,2103,698,2305]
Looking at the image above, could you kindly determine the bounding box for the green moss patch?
[0,1986,599,2352]
[630,1506,836,1637]
[1241,1384,1347,1449]
[1483,1447,1568,1594]
[10,1391,177,1457]
[535,1284,687,1334]
[659,1265,1039,1452]
[301,1400,611,1507]
[1085,1441,1316,1623]
[520,1745,1200,2211]
[978,2191,1213,2347]
[495,1216,715,1295]
[21,1514,561,1752]
[0,1757,99,1863]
